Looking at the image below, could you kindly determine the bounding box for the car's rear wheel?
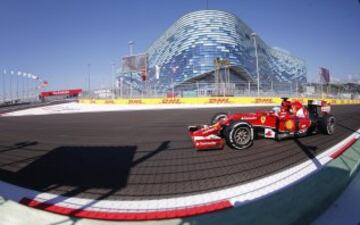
[225,121,253,150]
[319,114,336,135]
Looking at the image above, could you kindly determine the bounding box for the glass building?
[125,10,306,91]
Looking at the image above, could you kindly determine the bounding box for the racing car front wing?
[188,125,224,150]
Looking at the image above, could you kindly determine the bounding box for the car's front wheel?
[225,121,254,150]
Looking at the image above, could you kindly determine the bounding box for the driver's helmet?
[280,100,291,112]
[291,100,303,111]
[291,100,304,116]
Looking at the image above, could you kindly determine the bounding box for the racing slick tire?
[319,114,336,135]
[210,112,228,125]
[225,121,254,150]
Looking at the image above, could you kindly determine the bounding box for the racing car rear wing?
[308,100,331,114]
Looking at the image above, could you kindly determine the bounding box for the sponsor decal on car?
[264,128,275,138]
[285,119,295,130]
[241,117,257,120]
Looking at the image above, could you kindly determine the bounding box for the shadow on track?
[17,145,137,190]
[9,141,170,215]
[0,141,38,154]
[293,138,321,169]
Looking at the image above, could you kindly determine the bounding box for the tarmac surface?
[0,105,359,201]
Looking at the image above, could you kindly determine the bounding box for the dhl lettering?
[128,99,143,104]
[255,98,273,104]
[90,100,96,104]
[162,99,181,104]
[208,98,230,104]
[105,100,114,104]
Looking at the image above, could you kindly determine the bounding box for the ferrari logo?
[260,116,266,124]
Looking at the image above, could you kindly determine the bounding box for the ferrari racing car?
[188,98,336,150]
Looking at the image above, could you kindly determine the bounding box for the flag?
[320,67,330,84]
[42,80,48,86]
[155,65,160,79]
[140,66,147,81]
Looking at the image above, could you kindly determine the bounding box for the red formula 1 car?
[188,98,336,150]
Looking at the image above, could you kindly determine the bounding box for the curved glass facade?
[144,10,306,89]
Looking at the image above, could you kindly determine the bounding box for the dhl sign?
[254,98,274,104]
[162,98,182,104]
[208,98,230,104]
[79,97,360,106]
[128,99,143,104]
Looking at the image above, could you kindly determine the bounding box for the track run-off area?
[0,103,359,220]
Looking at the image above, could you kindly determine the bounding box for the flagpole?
[10,71,13,101]
[22,73,26,101]
[27,74,30,101]
[2,70,6,103]
[16,71,20,100]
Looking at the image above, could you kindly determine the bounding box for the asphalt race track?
[0,105,359,201]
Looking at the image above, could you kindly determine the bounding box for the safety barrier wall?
[79,97,360,105]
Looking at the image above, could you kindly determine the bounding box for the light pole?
[2,69,6,102]
[111,62,115,97]
[87,63,91,98]
[128,41,134,98]
[22,73,26,101]
[120,77,123,98]
[17,71,21,100]
[128,41,134,56]
[171,65,178,97]
[26,73,30,100]
[251,32,260,96]
[10,70,14,101]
